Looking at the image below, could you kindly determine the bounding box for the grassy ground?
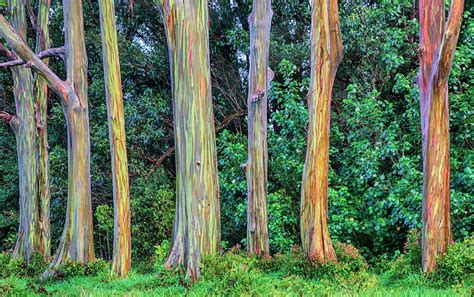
[0,270,471,296]
[1,238,471,296]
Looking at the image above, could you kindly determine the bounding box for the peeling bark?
[1,0,95,275]
[8,0,41,264]
[0,0,52,261]
[99,0,131,278]
[419,0,464,273]
[35,0,51,259]
[157,0,220,282]
[300,0,343,263]
[246,0,272,257]
[43,0,95,276]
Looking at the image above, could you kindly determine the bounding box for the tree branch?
[144,109,246,176]
[25,0,46,51]
[0,14,69,102]
[145,145,175,177]
[0,110,14,122]
[0,46,63,68]
[217,109,245,130]
[0,43,15,60]
[0,111,19,131]
[436,0,464,86]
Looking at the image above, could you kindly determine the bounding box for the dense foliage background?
[0,0,472,262]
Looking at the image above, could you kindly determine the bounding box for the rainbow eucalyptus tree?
[300,0,343,263]
[0,0,40,263]
[246,0,272,257]
[418,0,464,272]
[0,0,94,277]
[156,0,221,282]
[99,0,131,278]
[35,0,52,259]
[0,0,53,261]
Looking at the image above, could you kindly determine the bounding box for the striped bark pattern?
[43,0,95,277]
[9,0,41,263]
[246,0,272,257]
[418,0,464,273]
[158,0,220,282]
[35,0,52,259]
[0,2,94,275]
[300,0,342,263]
[99,0,131,278]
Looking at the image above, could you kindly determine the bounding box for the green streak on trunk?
[99,0,131,278]
[9,0,41,263]
[43,0,94,278]
[35,0,52,259]
[300,0,342,263]
[246,0,272,257]
[159,0,220,282]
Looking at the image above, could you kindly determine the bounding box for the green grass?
[1,238,471,296]
[0,270,471,296]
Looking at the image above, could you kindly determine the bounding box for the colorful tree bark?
[418,0,464,273]
[35,0,52,259]
[44,0,95,275]
[99,0,131,278]
[300,0,343,263]
[0,0,95,277]
[246,0,272,257]
[1,0,53,262]
[7,0,41,263]
[157,0,221,282]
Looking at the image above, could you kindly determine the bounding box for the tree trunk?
[419,0,464,273]
[300,0,343,263]
[43,0,94,277]
[0,2,95,276]
[158,0,221,282]
[9,0,41,263]
[99,0,131,278]
[246,0,272,257]
[35,0,52,259]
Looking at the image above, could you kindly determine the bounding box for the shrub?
[334,242,368,273]
[200,246,262,294]
[198,243,373,293]
[153,240,170,272]
[0,253,22,278]
[94,204,114,260]
[0,253,48,278]
[216,131,247,248]
[384,230,472,288]
[84,258,110,276]
[150,240,195,288]
[130,184,175,260]
[385,229,423,279]
[258,243,368,281]
[428,237,473,286]
[0,277,20,295]
[267,191,299,253]
[201,246,259,281]
[59,259,110,278]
